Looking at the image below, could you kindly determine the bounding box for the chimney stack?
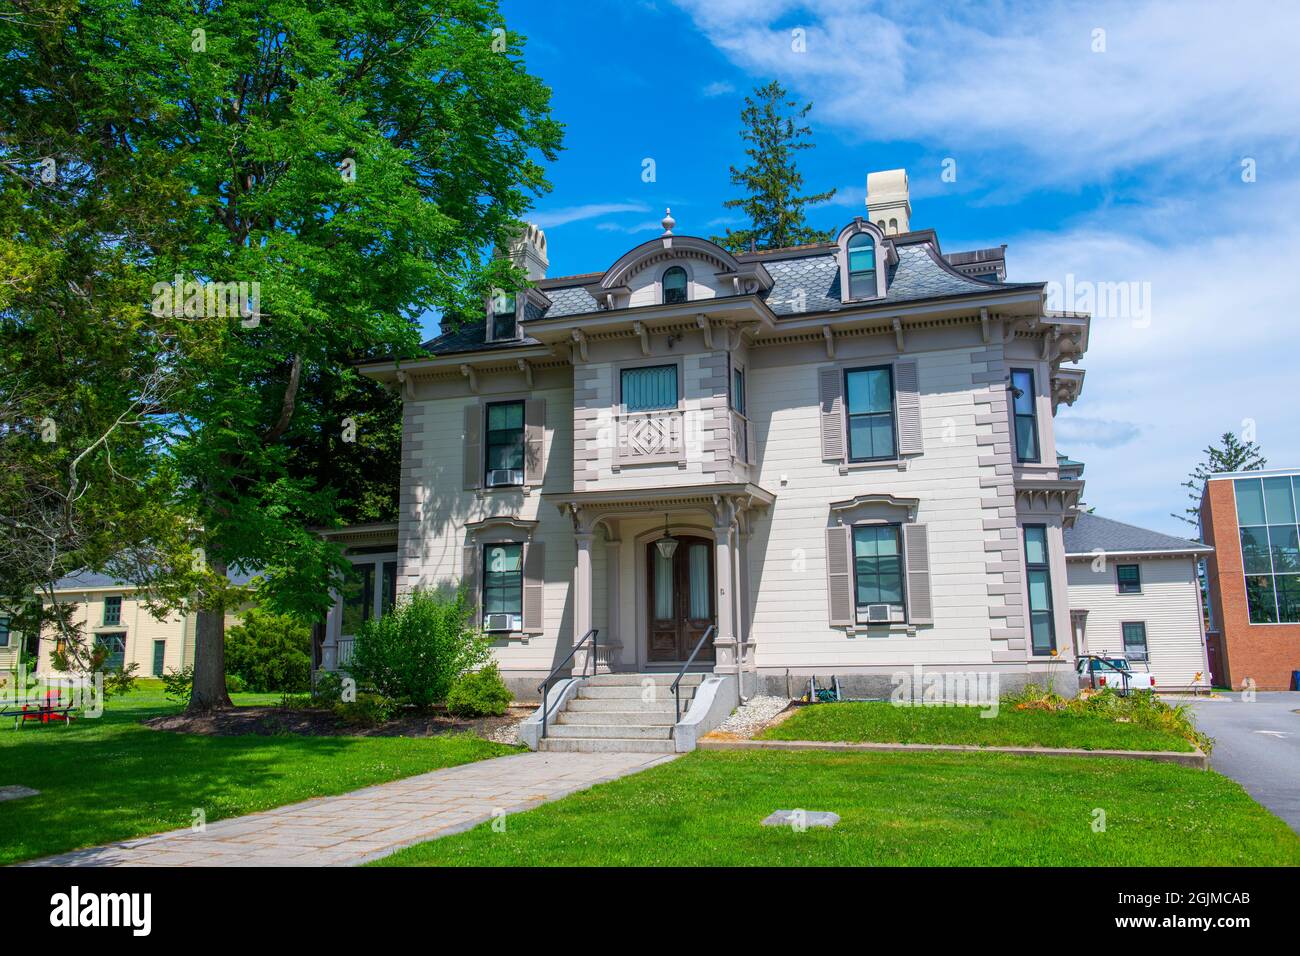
[505,223,549,280]
[866,169,911,236]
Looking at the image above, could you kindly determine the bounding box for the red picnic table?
[3,690,77,728]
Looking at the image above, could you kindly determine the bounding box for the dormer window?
[662,266,688,305]
[847,234,877,298]
[490,291,518,341]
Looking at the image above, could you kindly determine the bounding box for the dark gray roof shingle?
[1063,513,1210,556]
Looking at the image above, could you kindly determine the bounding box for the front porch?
[544,482,774,686]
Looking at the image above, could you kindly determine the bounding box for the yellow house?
[38,571,247,677]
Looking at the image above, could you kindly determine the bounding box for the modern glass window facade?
[1235,475,1300,624]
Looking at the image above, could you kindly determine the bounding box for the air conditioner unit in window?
[865,603,892,624]
[484,613,514,632]
[486,469,523,487]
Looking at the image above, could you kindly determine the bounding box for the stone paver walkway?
[25,751,675,867]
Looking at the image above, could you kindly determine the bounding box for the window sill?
[478,484,531,497]
[842,623,915,637]
[838,458,909,474]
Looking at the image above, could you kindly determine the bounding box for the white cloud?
[531,202,651,229]
[671,0,1300,186]
[1014,178,1300,533]
[701,80,735,97]
[595,219,668,234]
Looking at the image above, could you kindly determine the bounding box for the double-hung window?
[1023,524,1056,654]
[1010,368,1040,463]
[852,524,905,621]
[1117,563,1141,594]
[1122,622,1149,662]
[341,562,375,636]
[0,616,10,648]
[847,233,877,298]
[491,291,518,341]
[620,365,678,412]
[845,366,896,462]
[103,595,122,626]
[483,543,523,632]
[484,400,525,486]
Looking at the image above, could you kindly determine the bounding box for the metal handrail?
[537,628,599,739]
[670,625,716,724]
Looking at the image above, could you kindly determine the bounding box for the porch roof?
[543,481,775,525]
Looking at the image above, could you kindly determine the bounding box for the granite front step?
[577,685,697,700]
[565,698,679,713]
[545,723,673,740]
[538,736,677,754]
[557,710,677,726]
[584,673,705,687]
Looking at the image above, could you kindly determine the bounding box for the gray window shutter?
[524,398,545,486]
[463,403,481,490]
[462,544,481,626]
[825,525,853,626]
[522,540,545,634]
[895,360,923,455]
[903,523,933,625]
[818,367,844,461]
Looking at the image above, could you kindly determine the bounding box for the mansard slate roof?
[1063,513,1212,557]
[422,230,1040,356]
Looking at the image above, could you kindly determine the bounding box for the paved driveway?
[24,750,675,867]
[1182,692,1300,833]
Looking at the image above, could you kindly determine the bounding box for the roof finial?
[661,207,675,236]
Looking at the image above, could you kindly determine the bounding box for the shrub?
[447,662,513,717]
[224,609,312,693]
[334,692,398,727]
[225,673,248,694]
[311,670,347,704]
[161,665,194,703]
[346,587,490,709]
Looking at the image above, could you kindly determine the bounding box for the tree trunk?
[188,563,233,712]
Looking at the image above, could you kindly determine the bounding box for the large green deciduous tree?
[714,81,835,254]
[2,0,562,710]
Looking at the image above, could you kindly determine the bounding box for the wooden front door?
[647,535,716,664]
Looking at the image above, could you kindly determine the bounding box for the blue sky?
[473,0,1300,536]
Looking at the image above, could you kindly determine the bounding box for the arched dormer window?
[847,234,877,299]
[835,220,889,303]
[662,266,688,305]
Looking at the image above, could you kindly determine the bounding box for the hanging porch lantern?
[655,514,678,560]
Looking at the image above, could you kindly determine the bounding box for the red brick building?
[1201,470,1300,690]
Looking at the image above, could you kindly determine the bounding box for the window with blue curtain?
[621,365,678,412]
[847,233,876,298]
[688,543,710,619]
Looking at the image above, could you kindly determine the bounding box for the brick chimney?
[866,169,910,236]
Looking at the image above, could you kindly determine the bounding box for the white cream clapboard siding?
[1066,555,1209,686]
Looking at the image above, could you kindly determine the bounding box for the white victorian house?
[321,168,1097,752]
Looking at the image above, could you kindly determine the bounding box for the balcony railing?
[614,408,684,465]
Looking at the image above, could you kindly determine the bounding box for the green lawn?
[757,701,1196,751]
[0,681,518,865]
[375,749,1300,867]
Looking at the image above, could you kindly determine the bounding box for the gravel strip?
[714,695,793,738]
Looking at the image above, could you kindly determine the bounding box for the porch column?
[712,499,738,674]
[573,530,595,675]
[602,527,621,673]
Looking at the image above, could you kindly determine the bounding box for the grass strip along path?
[0,683,516,865]
[376,749,1300,867]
